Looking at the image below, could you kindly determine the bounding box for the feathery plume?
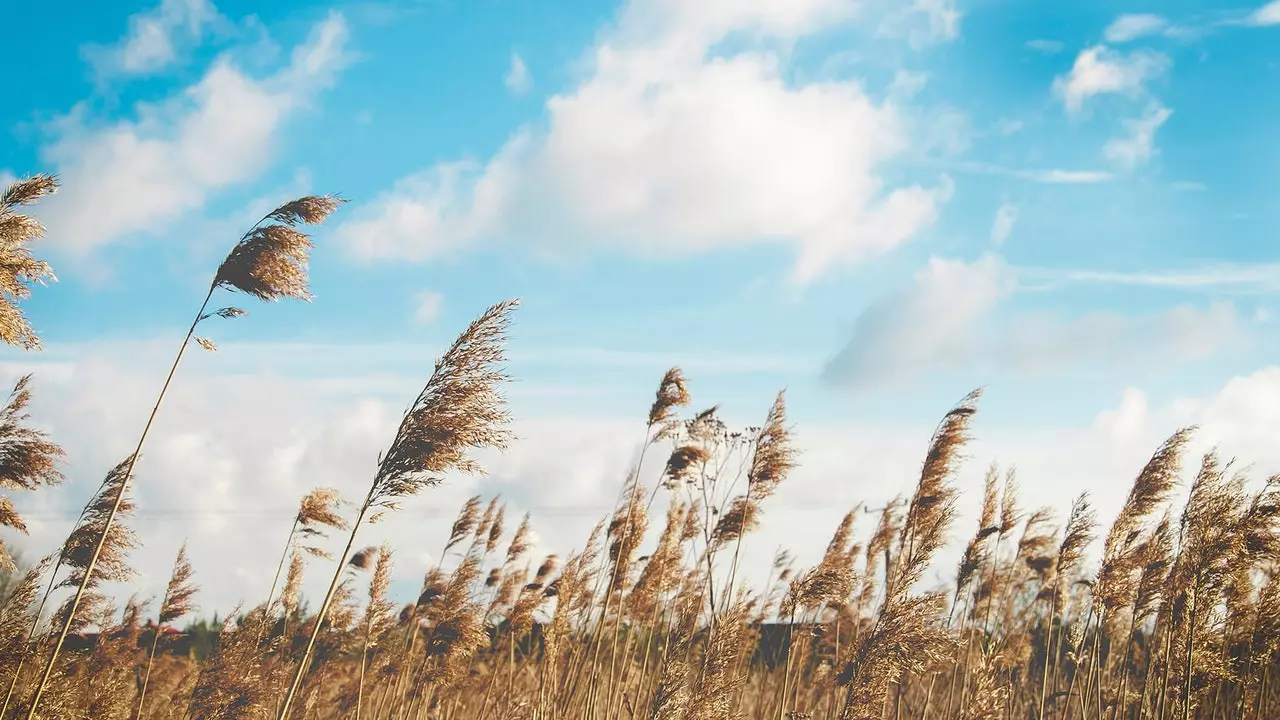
[445,494,483,556]
[296,487,349,558]
[999,468,1021,536]
[0,174,59,350]
[137,543,200,719]
[159,542,199,625]
[0,556,50,666]
[979,464,1000,537]
[213,195,344,302]
[649,367,691,439]
[746,390,796,505]
[58,456,139,592]
[1096,428,1192,613]
[366,299,516,513]
[487,503,507,555]
[1057,493,1097,582]
[349,546,379,571]
[282,550,305,619]
[0,375,65,570]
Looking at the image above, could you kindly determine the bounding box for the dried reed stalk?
[21,195,341,719]
[276,299,516,720]
[137,542,199,720]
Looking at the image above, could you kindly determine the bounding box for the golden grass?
[0,176,1278,720]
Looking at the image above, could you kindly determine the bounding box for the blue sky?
[6,0,1280,612]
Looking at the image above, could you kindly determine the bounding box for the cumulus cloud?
[36,12,351,253]
[1103,14,1170,43]
[1104,104,1173,170]
[83,0,227,78]
[1053,45,1170,114]
[822,254,1246,387]
[336,0,951,284]
[505,52,532,95]
[990,202,1017,246]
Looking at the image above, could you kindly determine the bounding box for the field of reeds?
[1,174,1279,720]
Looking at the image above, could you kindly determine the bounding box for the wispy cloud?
[1103,14,1171,43]
[990,203,1017,246]
[1248,1,1280,26]
[412,290,444,324]
[504,52,531,95]
[1025,169,1114,184]
[82,0,227,79]
[955,161,1113,184]
[1026,39,1064,54]
[1053,45,1170,114]
[1104,104,1173,170]
[1029,263,1280,293]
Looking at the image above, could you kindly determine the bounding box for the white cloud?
[336,0,951,284]
[1053,45,1170,114]
[1093,368,1280,481]
[505,52,532,95]
[1104,104,1172,170]
[1249,2,1280,26]
[413,290,444,324]
[990,203,1017,246]
[37,12,351,253]
[822,254,1245,387]
[1103,14,1170,43]
[1026,39,1064,54]
[83,0,226,78]
[335,157,510,262]
[1095,388,1150,443]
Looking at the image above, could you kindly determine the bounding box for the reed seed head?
[213,195,344,302]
